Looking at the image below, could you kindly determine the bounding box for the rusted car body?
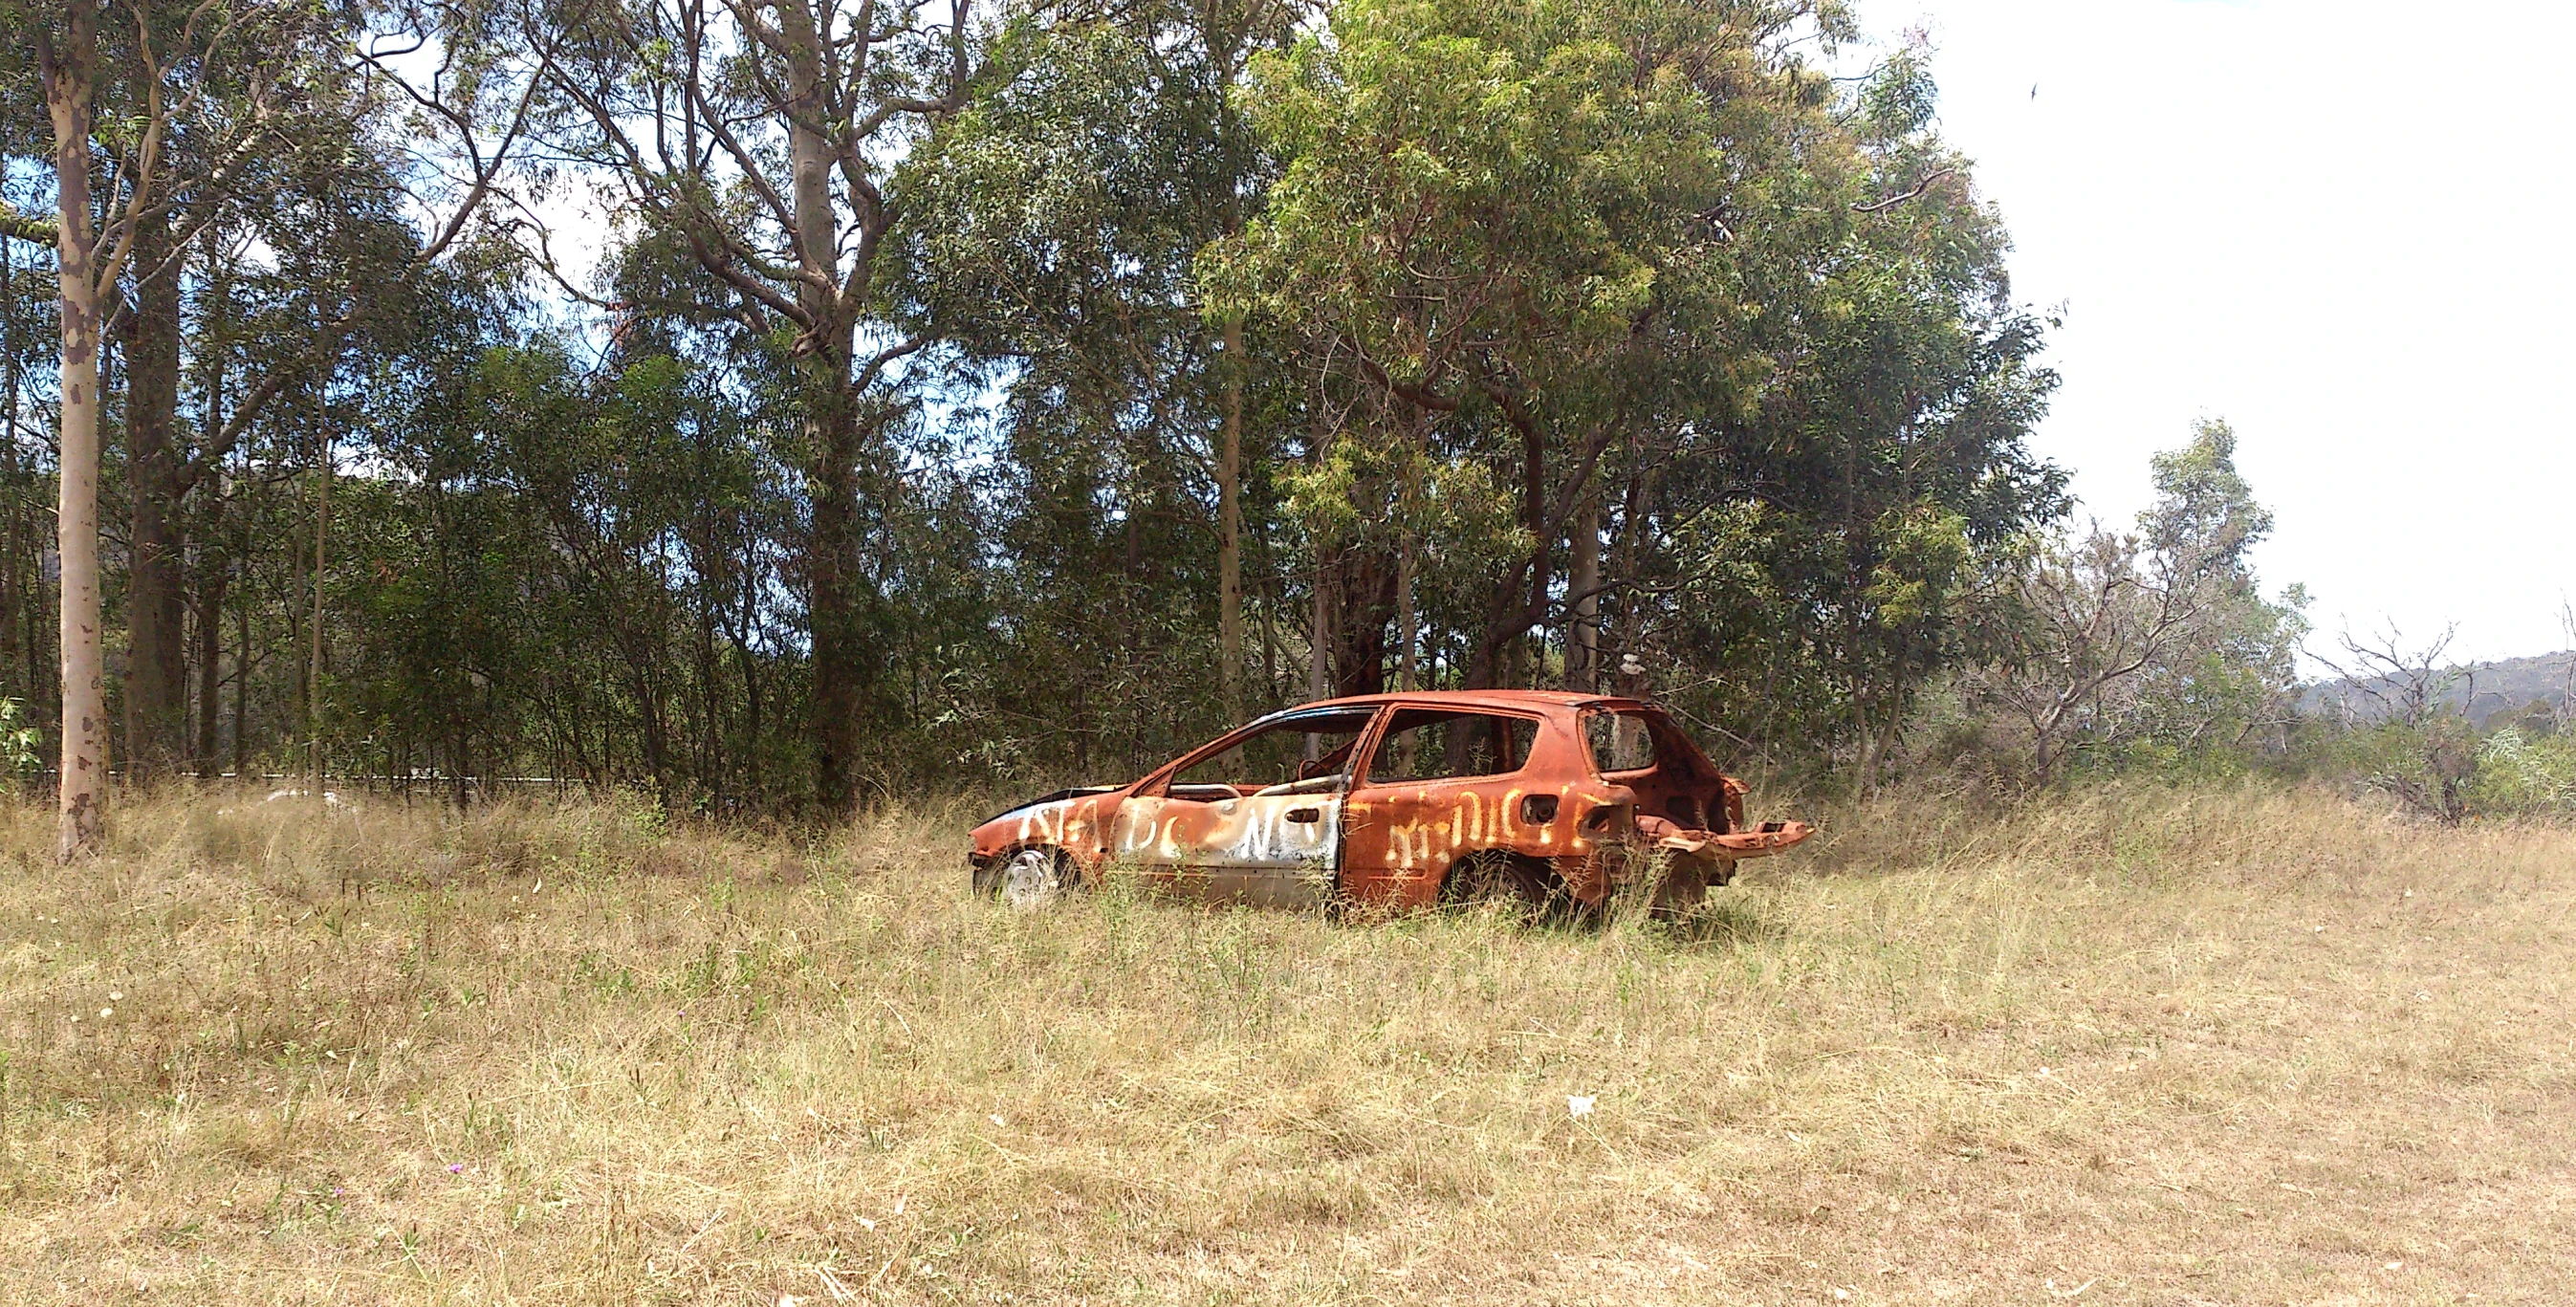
[969,690,1810,912]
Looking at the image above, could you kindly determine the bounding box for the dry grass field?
[3,783,2572,1305]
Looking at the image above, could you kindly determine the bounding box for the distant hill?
[2303,650,2575,727]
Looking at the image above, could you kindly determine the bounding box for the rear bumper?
[1550,819,1812,904]
[1656,820,1813,859]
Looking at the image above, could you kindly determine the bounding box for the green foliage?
[2469,727,2576,817]
[0,0,2369,814]
[2144,419,2272,575]
[1935,422,2308,787]
[1202,0,2063,746]
[0,697,39,774]
[1209,0,1706,391]
[2334,720,2467,823]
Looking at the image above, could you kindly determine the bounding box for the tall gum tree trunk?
[42,4,108,859]
[551,0,968,812]
[124,209,186,780]
[1327,547,1395,697]
[1306,541,1330,707]
[1464,400,1553,690]
[194,564,225,774]
[785,16,865,813]
[796,367,866,821]
[231,573,249,779]
[1217,314,1244,720]
[1565,495,1599,691]
[1,241,20,706]
[196,289,230,778]
[1394,539,1415,691]
[307,435,330,782]
[1203,4,1252,724]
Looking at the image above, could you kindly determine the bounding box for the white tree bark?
[40,6,110,860]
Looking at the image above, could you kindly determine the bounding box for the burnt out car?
[969,690,1810,914]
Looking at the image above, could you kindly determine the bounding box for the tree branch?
[0,203,55,245]
[1853,166,1956,215]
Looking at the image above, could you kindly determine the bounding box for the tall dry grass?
[3,781,2572,1304]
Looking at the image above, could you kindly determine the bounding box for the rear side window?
[1583,710,1660,773]
[1367,710,1539,784]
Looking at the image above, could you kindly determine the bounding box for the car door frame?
[1337,703,1556,910]
[1110,704,1387,906]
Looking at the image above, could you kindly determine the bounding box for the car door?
[1339,707,1545,909]
[1109,707,1380,906]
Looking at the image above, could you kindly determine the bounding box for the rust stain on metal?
[970,690,1811,912]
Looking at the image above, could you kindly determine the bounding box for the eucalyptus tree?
[17,0,325,856]
[537,0,985,811]
[1957,421,2304,784]
[1206,0,2067,773]
[1204,0,1857,693]
[1634,45,2062,777]
[895,0,1308,762]
[120,0,560,780]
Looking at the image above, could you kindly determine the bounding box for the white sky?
[1867,0,2576,664]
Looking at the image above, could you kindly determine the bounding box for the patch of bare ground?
[3,783,2572,1304]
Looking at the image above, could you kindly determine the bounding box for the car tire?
[987,846,1072,910]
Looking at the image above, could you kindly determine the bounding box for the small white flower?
[98,1007,113,1019]
[989,1114,1006,1127]
[1566,1095,1595,1120]
[108,991,123,1002]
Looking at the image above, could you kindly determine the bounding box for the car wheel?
[993,846,1071,910]
[1440,850,1567,922]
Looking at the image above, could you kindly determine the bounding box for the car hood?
[980,786,1120,827]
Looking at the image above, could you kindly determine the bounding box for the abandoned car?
[968,690,1810,913]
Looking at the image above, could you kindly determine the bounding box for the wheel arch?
[1436,846,1573,909]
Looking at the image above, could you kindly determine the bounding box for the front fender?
[970,789,1123,876]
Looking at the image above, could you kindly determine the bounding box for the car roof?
[1273,688,1651,717]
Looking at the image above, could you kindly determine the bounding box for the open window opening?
[1168,709,1374,800]
[1365,709,1539,785]
[1583,710,1659,773]
[1582,708,1723,831]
